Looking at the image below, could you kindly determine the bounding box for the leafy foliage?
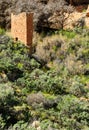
[0,28,5,35]
[0,29,89,130]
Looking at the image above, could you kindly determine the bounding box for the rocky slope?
[0,28,89,130]
[0,0,71,30]
[0,0,89,30]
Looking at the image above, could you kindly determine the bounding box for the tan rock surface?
[64,5,89,29]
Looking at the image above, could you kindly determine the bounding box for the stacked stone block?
[11,12,33,47]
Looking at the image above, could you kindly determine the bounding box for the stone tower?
[11,12,33,47]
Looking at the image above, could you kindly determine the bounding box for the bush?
[0,28,5,35]
[0,83,14,105]
[0,115,6,130]
[0,30,89,129]
[27,92,45,105]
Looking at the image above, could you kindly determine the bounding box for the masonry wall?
[26,13,33,46]
[11,12,33,46]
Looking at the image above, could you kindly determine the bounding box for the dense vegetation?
[0,28,89,130]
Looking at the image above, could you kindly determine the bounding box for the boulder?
[64,5,89,29]
[32,121,40,128]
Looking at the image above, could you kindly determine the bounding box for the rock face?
[67,0,89,5]
[0,0,89,30]
[0,0,69,30]
[64,5,89,29]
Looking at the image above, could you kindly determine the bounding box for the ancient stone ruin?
[11,12,33,47]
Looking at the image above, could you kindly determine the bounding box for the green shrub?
[8,121,36,130]
[59,30,76,39]
[0,115,6,129]
[0,30,89,130]
[0,83,14,104]
[0,28,5,35]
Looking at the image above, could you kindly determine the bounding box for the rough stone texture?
[0,0,68,30]
[11,12,33,46]
[64,5,89,29]
[0,0,89,30]
[67,0,89,5]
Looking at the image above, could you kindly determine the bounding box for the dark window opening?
[15,37,18,41]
